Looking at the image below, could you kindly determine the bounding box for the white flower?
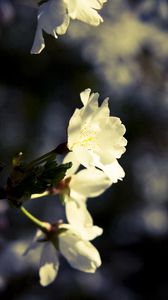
[67,88,127,180]
[25,224,101,286]
[62,152,111,240]
[31,0,106,54]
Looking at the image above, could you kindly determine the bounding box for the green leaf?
[7,152,72,206]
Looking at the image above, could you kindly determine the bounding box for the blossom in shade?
[31,0,107,54]
[25,223,102,286]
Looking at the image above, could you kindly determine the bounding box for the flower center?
[78,124,98,150]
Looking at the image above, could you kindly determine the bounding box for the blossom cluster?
[28,88,127,286]
[4,0,127,287]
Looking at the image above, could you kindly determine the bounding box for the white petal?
[65,196,92,227]
[83,225,103,240]
[70,167,111,198]
[56,14,70,35]
[94,159,125,182]
[68,91,99,147]
[73,146,94,168]
[59,223,103,240]
[65,196,103,240]
[92,97,110,123]
[67,109,82,150]
[31,24,45,54]
[38,0,66,33]
[23,230,44,256]
[66,0,104,26]
[31,0,67,54]
[96,117,127,164]
[102,161,125,182]
[63,152,80,177]
[39,242,59,286]
[87,0,107,9]
[59,228,101,272]
[80,88,91,105]
[80,92,99,122]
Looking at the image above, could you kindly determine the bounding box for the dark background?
[0,0,168,299]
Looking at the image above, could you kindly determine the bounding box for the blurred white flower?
[67,89,127,180]
[25,223,101,286]
[31,0,106,54]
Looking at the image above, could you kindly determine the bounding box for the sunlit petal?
[70,167,111,197]
[59,227,101,272]
[39,242,59,286]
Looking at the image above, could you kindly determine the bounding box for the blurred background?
[0,0,168,299]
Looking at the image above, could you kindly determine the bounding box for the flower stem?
[20,206,51,232]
